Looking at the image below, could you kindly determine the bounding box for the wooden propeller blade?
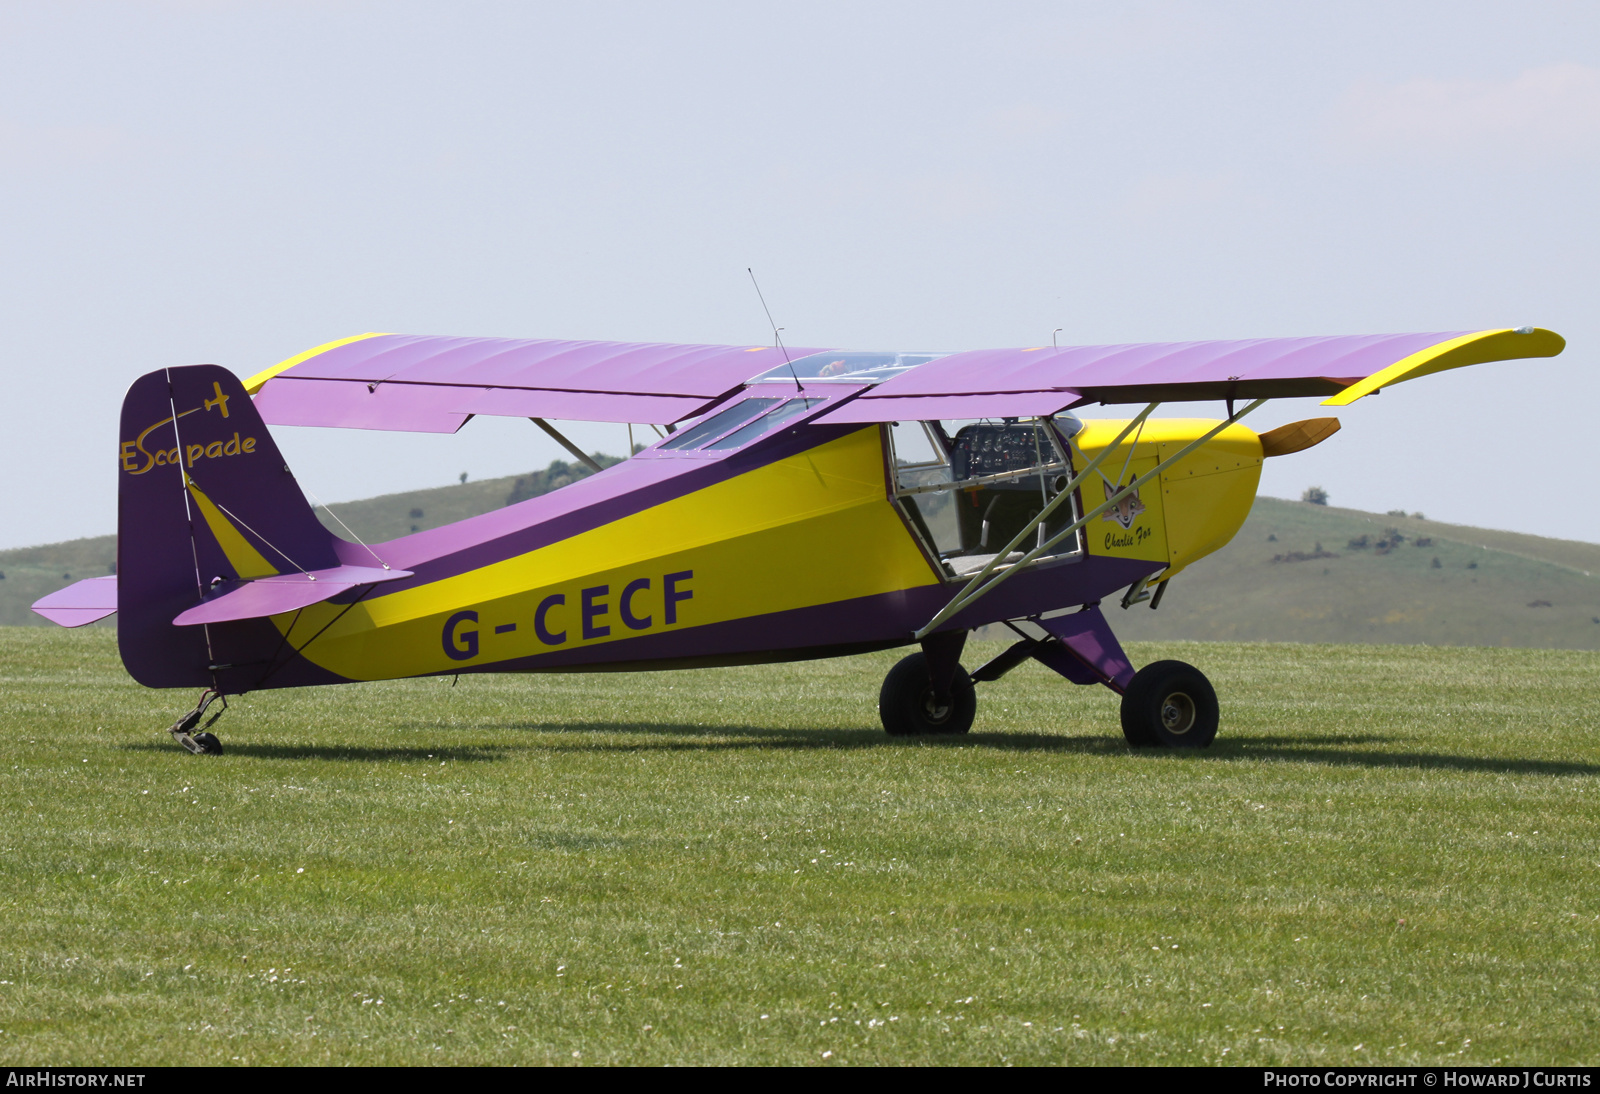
[1259,417,1341,458]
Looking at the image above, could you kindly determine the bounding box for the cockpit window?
[649,395,832,456]
[703,398,824,450]
[889,417,1082,577]
[657,398,780,450]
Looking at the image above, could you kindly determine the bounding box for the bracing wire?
[299,483,391,570]
[197,487,313,576]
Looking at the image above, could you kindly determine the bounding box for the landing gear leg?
[879,631,976,737]
[168,689,227,755]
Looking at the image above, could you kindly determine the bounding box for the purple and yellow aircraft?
[33,326,1564,755]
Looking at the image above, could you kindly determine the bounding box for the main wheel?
[1120,660,1218,748]
[879,652,976,737]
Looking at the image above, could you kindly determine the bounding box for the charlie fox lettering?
[1104,524,1153,550]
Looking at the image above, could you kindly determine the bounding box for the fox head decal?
[1101,479,1146,530]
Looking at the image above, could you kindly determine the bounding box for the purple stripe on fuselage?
[416,552,1159,676]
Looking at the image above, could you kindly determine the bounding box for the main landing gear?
[878,619,1219,749]
[1119,660,1218,749]
[879,630,975,737]
[168,689,227,755]
[879,651,976,736]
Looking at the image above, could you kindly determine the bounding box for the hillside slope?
[1111,498,1600,649]
[6,471,1599,649]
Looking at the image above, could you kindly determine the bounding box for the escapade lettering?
[119,381,256,476]
[442,571,695,662]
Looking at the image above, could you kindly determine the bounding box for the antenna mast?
[748,268,802,392]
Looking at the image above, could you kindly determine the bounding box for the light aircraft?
[32,326,1565,755]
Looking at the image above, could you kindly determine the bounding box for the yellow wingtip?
[1322,327,1565,407]
[241,332,391,395]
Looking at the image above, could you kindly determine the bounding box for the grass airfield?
[1,626,1596,1066]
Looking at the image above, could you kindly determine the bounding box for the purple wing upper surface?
[815,329,1564,422]
[246,328,1564,432]
[247,335,828,431]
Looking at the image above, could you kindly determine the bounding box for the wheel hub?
[1160,691,1196,735]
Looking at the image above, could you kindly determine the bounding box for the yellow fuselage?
[1074,419,1263,581]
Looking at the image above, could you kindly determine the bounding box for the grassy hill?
[5,466,1599,649]
[1112,498,1600,650]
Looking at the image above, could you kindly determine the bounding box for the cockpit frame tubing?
[913,398,1266,640]
[890,419,1073,498]
[913,402,1160,635]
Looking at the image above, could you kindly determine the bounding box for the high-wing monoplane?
[33,326,1565,754]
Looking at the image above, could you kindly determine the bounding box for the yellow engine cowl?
[1073,419,1263,581]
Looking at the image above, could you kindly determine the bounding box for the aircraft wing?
[813,328,1565,423]
[246,328,1562,432]
[245,333,829,432]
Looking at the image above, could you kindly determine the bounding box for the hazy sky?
[3,1,1597,548]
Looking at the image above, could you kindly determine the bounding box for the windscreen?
[657,398,781,450]
[703,398,824,450]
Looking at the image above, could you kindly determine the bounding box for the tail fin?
[118,365,339,688]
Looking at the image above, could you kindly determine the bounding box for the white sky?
[2,1,1597,548]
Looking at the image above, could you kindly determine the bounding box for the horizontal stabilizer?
[172,565,411,626]
[32,576,118,628]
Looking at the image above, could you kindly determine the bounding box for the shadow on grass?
[1241,734,1401,746]
[117,741,511,763]
[120,722,1600,778]
[399,718,1136,755]
[1208,739,1600,778]
[420,719,1600,777]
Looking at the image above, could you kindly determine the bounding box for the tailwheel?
[879,652,976,737]
[1120,660,1218,749]
[168,690,227,756]
[184,732,224,756]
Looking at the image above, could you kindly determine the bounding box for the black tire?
[1120,660,1218,748]
[190,732,224,756]
[879,652,976,737]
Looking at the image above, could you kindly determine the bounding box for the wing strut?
[912,399,1267,640]
[530,418,603,473]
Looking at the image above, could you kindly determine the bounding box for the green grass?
[1,626,1597,1065]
